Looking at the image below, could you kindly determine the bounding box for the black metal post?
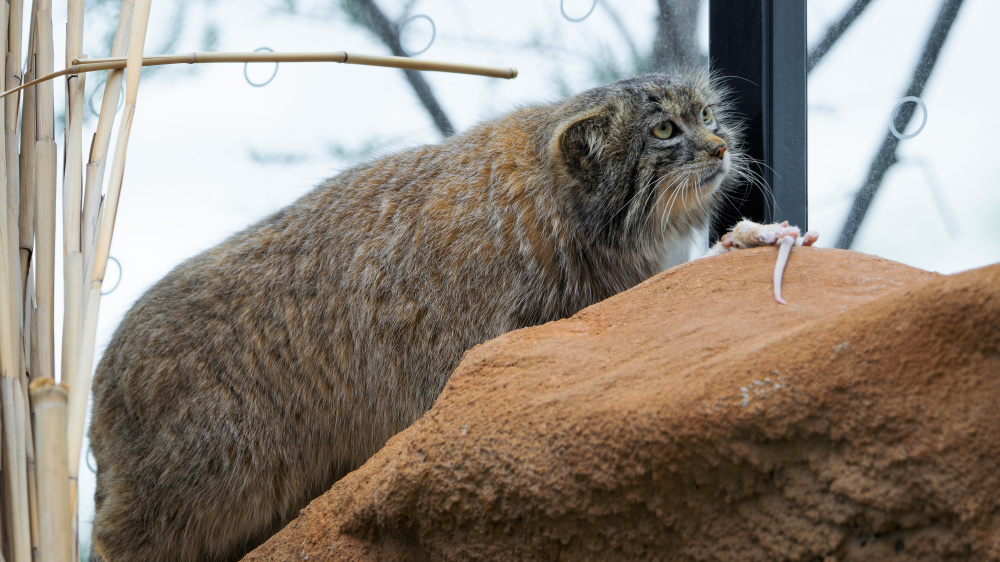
[709,0,807,242]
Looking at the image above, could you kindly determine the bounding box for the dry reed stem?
[62,70,84,256]
[1,376,31,562]
[77,51,519,79]
[0,50,518,99]
[7,1,24,269]
[63,6,87,558]
[68,0,151,505]
[24,3,55,561]
[0,0,18,544]
[82,0,133,288]
[16,376,35,562]
[66,0,83,68]
[6,11,38,562]
[60,251,82,440]
[63,0,84,256]
[18,15,37,295]
[0,7,31,562]
[71,3,134,542]
[32,0,56,391]
[22,374,41,562]
[33,138,56,382]
[29,378,71,562]
[61,251,82,562]
[60,70,85,393]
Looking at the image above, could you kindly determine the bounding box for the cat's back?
[88,105,575,561]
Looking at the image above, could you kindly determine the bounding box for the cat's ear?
[554,108,610,180]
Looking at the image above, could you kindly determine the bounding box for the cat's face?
[557,73,742,244]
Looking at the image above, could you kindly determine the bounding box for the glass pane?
[808,0,999,273]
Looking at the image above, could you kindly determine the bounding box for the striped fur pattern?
[89,72,746,561]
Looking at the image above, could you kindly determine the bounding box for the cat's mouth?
[696,155,731,191]
[699,167,725,187]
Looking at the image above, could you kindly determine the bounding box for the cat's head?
[550,72,746,245]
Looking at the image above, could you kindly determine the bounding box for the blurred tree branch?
[347,0,456,137]
[649,0,706,72]
[807,0,874,74]
[836,0,965,249]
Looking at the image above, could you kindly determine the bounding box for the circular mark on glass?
[244,47,278,87]
[399,15,436,56]
[889,96,928,140]
[101,256,123,296]
[560,0,597,22]
[88,77,125,118]
[86,444,98,473]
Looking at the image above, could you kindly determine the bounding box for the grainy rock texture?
[244,247,1000,561]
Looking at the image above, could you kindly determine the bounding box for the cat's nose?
[712,144,727,159]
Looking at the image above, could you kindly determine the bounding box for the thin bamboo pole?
[0,375,31,562]
[18,8,36,297]
[60,68,84,391]
[0,50,518,99]
[59,63,85,406]
[29,378,70,562]
[33,0,57,389]
[30,6,57,562]
[63,0,84,259]
[76,51,519,78]
[82,0,132,302]
[21,374,40,562]
[0,2,14,558]
[67,0,152,533]
[7,0,23,278]
[0,6,31,562]
[64,4,86,555]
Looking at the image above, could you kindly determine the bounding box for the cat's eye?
[702,106,715,125]
[652,121,673,139]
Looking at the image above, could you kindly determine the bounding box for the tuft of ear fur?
[554,108,610,185]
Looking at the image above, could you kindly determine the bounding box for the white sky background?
[32,0,1000,545]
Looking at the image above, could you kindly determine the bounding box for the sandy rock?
[244,247,1000,561]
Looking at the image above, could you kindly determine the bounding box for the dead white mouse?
[706,220,819,304]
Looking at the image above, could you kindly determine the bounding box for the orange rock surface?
[244,247,1000,561]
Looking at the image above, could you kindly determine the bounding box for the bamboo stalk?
[83,0,132,277]
[63,6,87,560]
[66,0,83,69]
[62,69,84,258]
[1,6,30,562]
[30,6,57,562]
[7,0,23,248]
[72,5,135,551]
[60,67,85,387]
[0,2,10,556]
[0,50,519,99]
[18,9,37,296]
[33,137,55,378]
[0,375,31,562]
[68,0,152,528]
[59,252,81,534]
[32,0,55,394]
[22,373,40,562]
[81,51,519,77]
[63,0,84,257]
[29,378,70,562]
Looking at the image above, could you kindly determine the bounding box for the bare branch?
[349,0,455,137]
[649,0,706,73]
[836,0,965,249]
[807,0,875,74]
